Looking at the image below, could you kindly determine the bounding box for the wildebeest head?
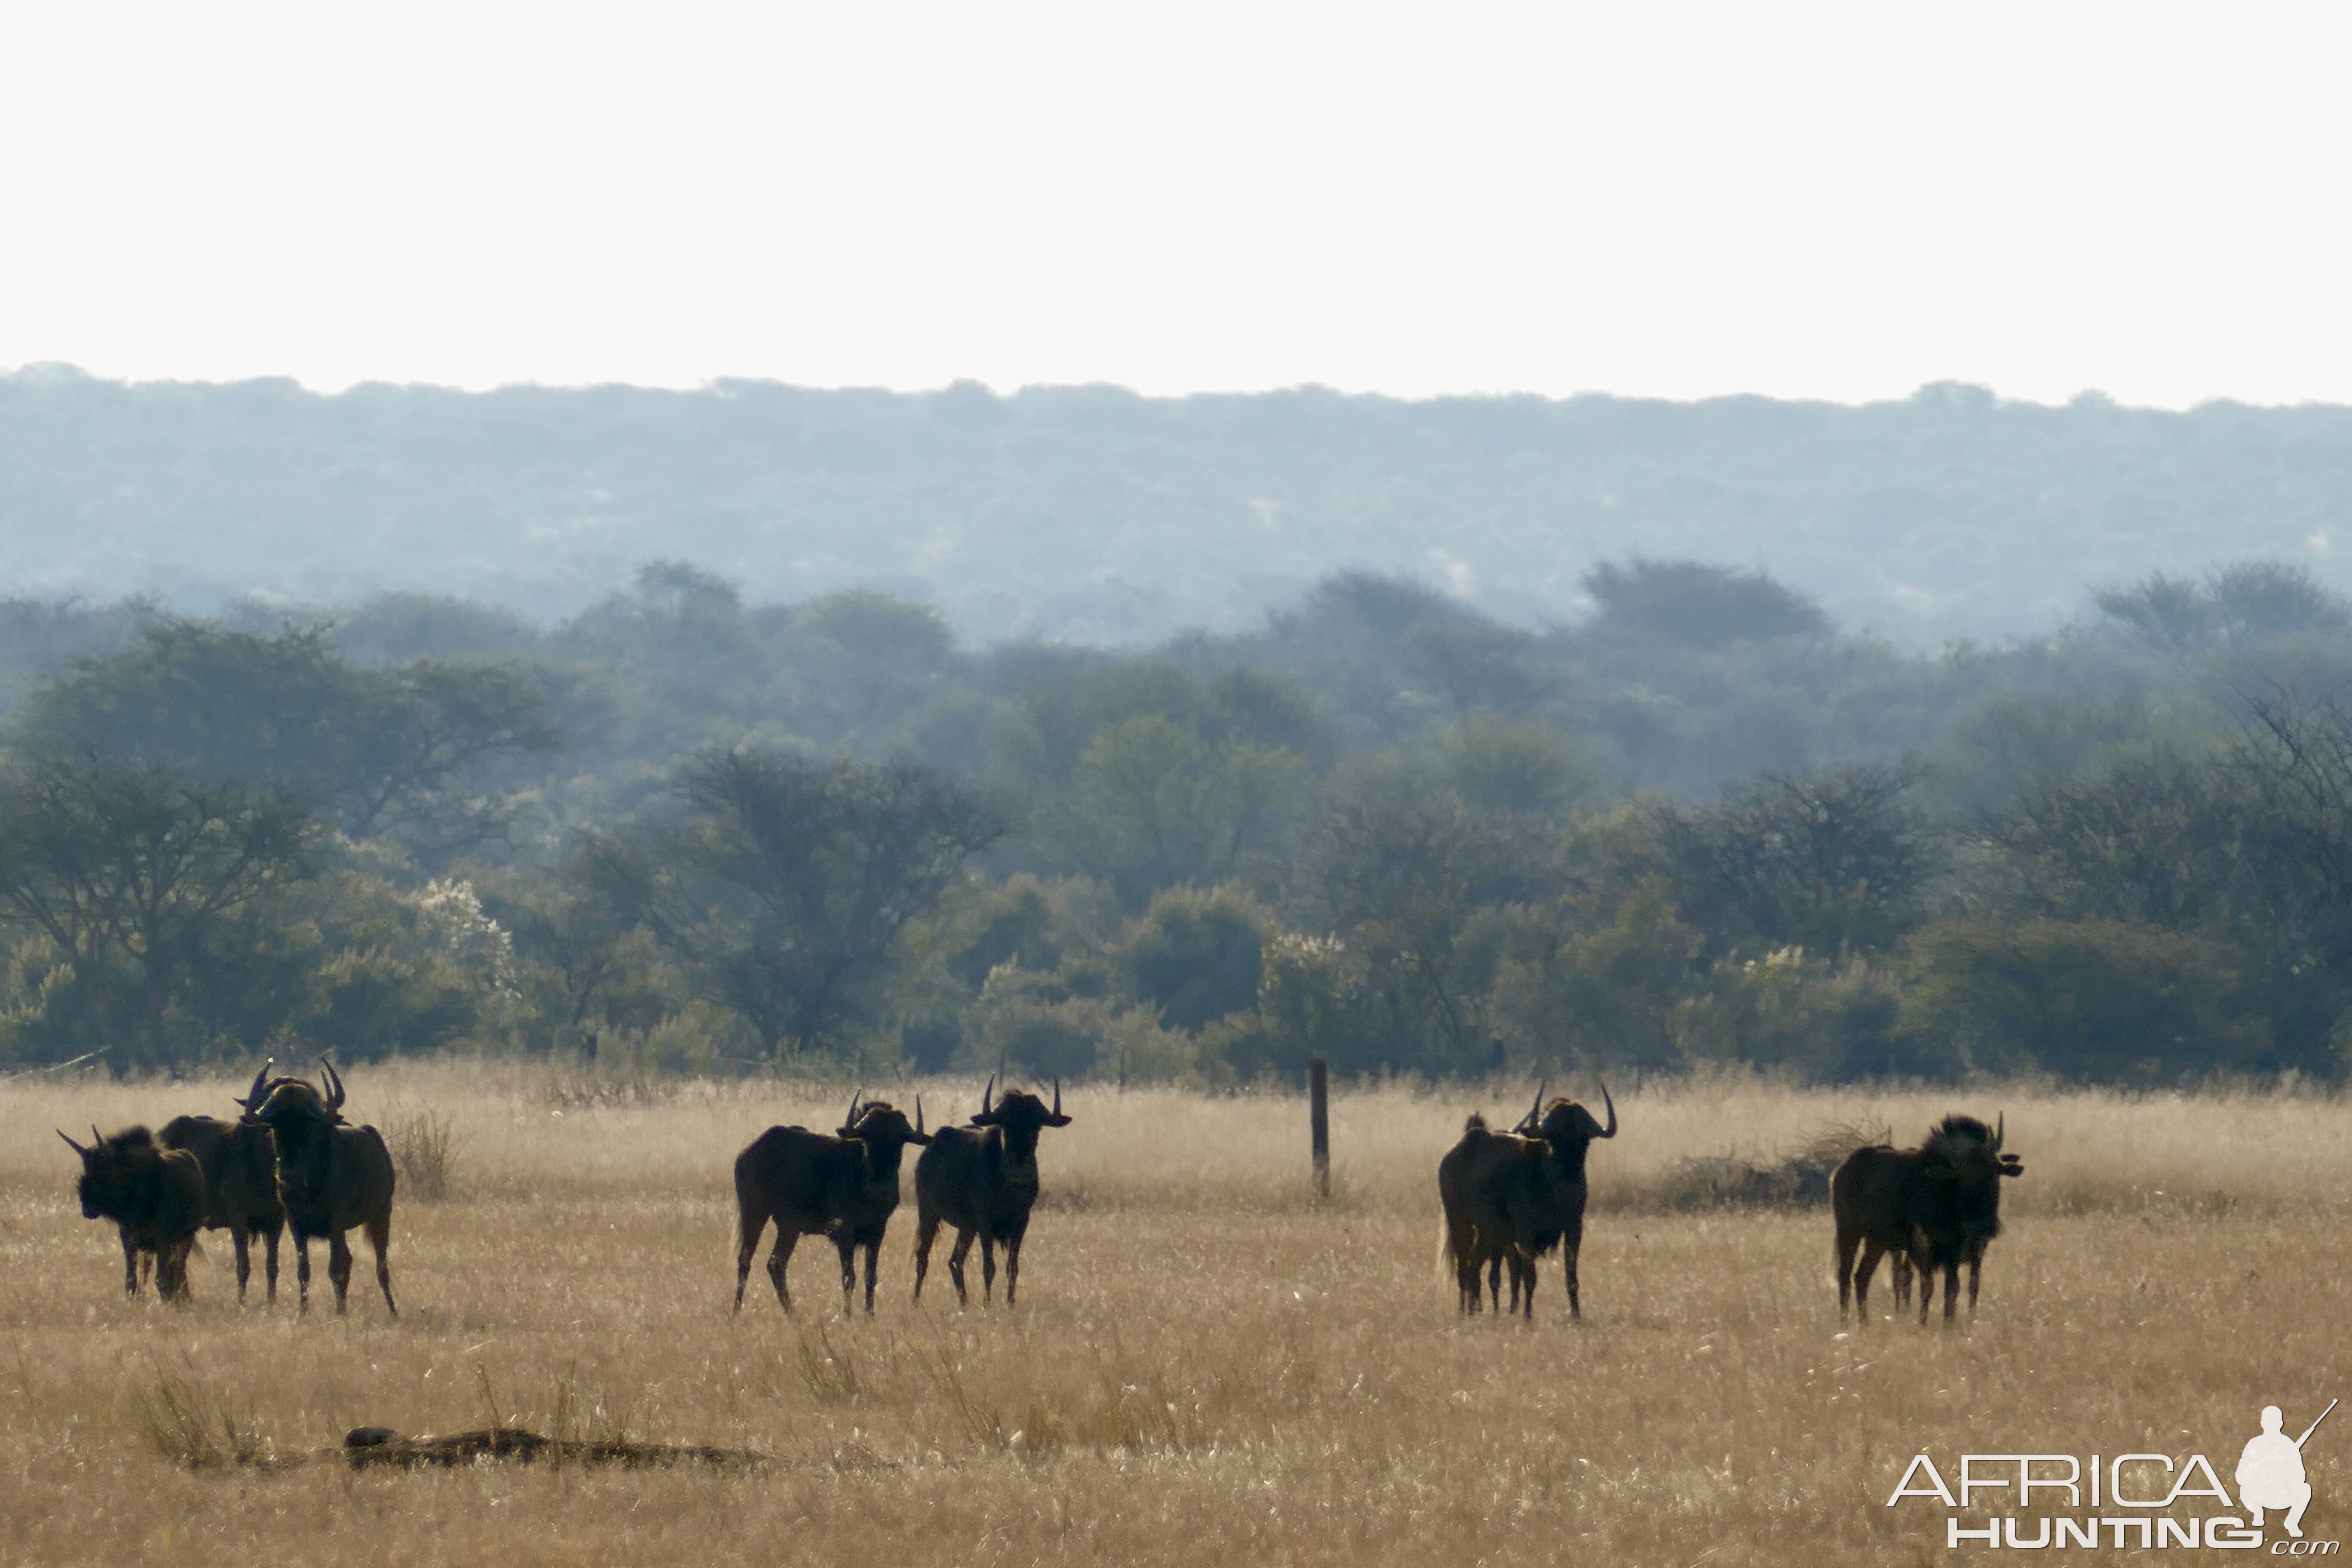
[233,1056,348,1124]
[252,1073,341,1188]
[1917,1113,2022,1245]
[58,1124,160,1220]
[839,1092,932,1160]
[1513,1081,1617,1171]
[970,1075,1072,1161]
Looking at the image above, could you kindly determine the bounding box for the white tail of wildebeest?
[1833,1113,2022,1327]
[58,1125,208,1302]
[732,1092,931,1314]
[910,1075,1072,1308]
[1438,1082,1618,1320]
[250,1058,397,1317]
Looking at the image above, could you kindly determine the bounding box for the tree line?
[4,555,2352,1085]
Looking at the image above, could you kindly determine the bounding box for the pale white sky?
[3,1,2347,406]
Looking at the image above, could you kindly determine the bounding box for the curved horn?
[847,1089,863,1129]
[981,1074,995,1115]
[1518,1080,1546,1133]
[1994,1112,2004,1153]
[1598,1082,1617,1139]
[321,1057,346,1113]
[237,1056,275,1108]
[57,1129,87,1158]
[92,1124,104,1148]
[1052,1077,1062,1118]
[914,1094,924,1135]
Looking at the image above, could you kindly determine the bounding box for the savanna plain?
[0,1067,2345,1567]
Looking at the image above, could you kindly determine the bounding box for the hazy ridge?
[8,366,2351,646]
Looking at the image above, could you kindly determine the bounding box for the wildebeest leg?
[945,1228,976,1307]
[1850,1240,1883,1324]
[119,1228,140,1297]
[262,1225,280,1305]
[1518,1254,1539,1320]
[1834,1231,1859,1320]
[980,1237,997,1302]
[861,1238,880,1314]
[1892,1253,1912,1314]
[1481,1255,1500,1314]
[733,1203,769,1314]
[911,1210,941,1302]
[767,1229,800,1311]
[1561,1240,1580,1321]
[365,1215,395,1318]
[293,1234,312,1314]
[1940,1263,1959,1325]
[833,1233,858,1311]
[1004,1221,1027,1308]
[1966,1253,1981,1319]
[233,1229,252,1303]
[161,1236,195,1303]
[328,1230,356,1315]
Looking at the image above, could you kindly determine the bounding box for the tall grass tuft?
[135,1372,267,1469]
[386,1104,462,1200]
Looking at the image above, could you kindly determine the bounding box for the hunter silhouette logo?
[1885,1395,2340,1551]
[2242,1400,2335,1540]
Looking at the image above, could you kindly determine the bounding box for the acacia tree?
[17,621,558,857]
[649,747,1006,1057]
[0,753,318,1065]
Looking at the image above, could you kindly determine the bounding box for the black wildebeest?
[251,1059,398,1317]
[159,1111,285,1304]
[1833,1113,2022,1326]
[58,1125,207,1302]
[1438,1082,1618,1320]
[732,1093,932,1314]
[910,1076,1072,1308]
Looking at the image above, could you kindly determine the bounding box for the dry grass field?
[1,1065,2346,1566]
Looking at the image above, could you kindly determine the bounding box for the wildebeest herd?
[59,1058,397,1315]
[60,1062,2022,1327]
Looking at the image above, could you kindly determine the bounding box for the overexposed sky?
[3,1,2348,406]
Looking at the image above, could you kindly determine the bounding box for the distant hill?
[6,366,2349,646]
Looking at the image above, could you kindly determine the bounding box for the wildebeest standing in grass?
[1439,1084,1618,1320]
[911,1077,1072,1308]
[58,1125,207,1302]
[1833,1114,2022,1326]
[252,1059,397,1317]
[159,1111,285,1303]
[732,1093,932,1314]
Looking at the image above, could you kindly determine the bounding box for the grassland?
[0,1066,2345,1565]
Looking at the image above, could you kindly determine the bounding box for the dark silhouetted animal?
[58,1125,207,1302]
[1439,1083,1618,1320]
[251,1058,397,1317]
[732,1093,932,1314]
[159,1112,285,1303]
[1833,1114,2022,1326]
[911,1076,1072,1308]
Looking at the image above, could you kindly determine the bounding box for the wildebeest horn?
[1598,1082,1617,1139]
[1994,1112,2004,1152]
[56,1129,88,1158]
[237,1055,275,1108]
[914,1094,924,1135]
[321,1056,346,1113]
[847,1090,862,1128]
[1518,1080,1546,1133]
[1052,1077,1062,1117]
[981,1074,994,1115]
[92,1124,104,1148]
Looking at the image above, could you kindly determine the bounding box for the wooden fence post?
[1309,1055,1330,1201]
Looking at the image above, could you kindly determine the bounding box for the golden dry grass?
[0,1066,2346,1565]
